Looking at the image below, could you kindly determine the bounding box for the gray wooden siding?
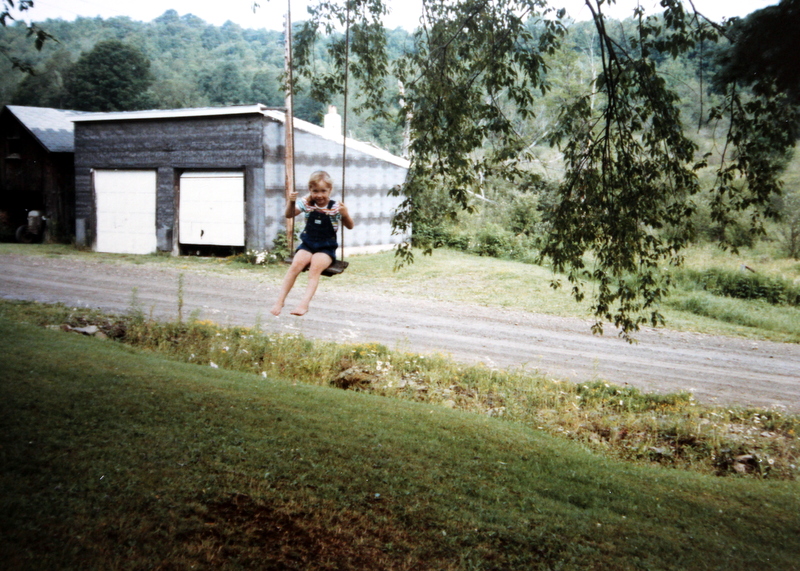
[75,114,267,251]
[74,115,263,168]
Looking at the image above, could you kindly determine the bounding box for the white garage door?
[94,169,157,255]
[179,172,245,246]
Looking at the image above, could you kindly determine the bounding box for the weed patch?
[3,298,798,481]
[675,267,800,305]
[667,291,800,340]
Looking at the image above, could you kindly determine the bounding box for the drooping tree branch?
[294,0,798,340]
[1,1,56,73]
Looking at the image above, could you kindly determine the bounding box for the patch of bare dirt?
[176,492,425,570]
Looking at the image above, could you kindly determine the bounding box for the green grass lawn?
[2,318,799,569]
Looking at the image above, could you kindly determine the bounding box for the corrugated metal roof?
[5,105,86,153]
[72,104,271,123]
[262,109,410,170]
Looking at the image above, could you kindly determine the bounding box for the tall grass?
[674,267,800,305]
[3,298,797,481]
[666,291,800,341]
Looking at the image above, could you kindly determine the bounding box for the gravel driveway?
[2,252,799,411]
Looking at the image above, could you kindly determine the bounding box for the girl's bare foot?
[270,303,283,316]
[290,304,309,316]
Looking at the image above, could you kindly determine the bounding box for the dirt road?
[2,252,799,411]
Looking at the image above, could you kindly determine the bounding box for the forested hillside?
[0,9,411,153]
[0,9,716,157]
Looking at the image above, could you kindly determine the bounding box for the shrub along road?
[2,252,799,411]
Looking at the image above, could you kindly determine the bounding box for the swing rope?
[339,0,351,262]
[285,0,296,257]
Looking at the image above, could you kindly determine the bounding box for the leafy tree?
[777,189,800,259]
[250,69,284,106]
[714,0,800,104]
[152,10,195,54]
[65,39,153,111]
[199,61,248,105]
[296,0,798,339]
[3,3,796,339]
[148,68,210,109]
[292,90,327,123]
[11,48,72,107]
[201,25,224,50]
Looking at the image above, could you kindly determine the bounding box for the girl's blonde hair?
[308,170,333,190]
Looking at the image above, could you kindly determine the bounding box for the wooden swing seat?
[284,256,349,277]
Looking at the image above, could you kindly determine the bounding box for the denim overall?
[298,200,338,260]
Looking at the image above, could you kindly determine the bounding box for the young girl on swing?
[271,171,354,316]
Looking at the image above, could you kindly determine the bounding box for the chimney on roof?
[324,105,342,136]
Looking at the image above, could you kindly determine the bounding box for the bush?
[444,231,470,251]
[411,224,454,249]
[678,267,800,305]
[507,193,542,236]
[472,223,514,257]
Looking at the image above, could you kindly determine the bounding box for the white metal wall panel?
[94,170,157,254]
[179,172,245,246]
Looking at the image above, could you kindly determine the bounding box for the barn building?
[0,105,81,242]
[73,104,408,256]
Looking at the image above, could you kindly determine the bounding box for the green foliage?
[228,230,299,266]
[393,1,564,266]
[295,0,798,341]
[10,48,71,107]
[472,222,514,257]
[411,220,541,263]
[199,60,247,105]
[713,0,800,104]
[64,39,153,111]
[270,229,296,261]
[0,0,55,73]
[3,2,799,340]
[575,379,694,413]
[543,1,717,339]
[506,191,542,236]
[666,290,800,339]
[296,0,390,118]
[777,188,800,259]
[0,10,405,150]
[676,267,800,305]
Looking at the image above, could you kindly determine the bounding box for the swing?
[282,0,350,278]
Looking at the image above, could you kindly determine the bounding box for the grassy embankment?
[2,316,799,569]
[3,294,798,481]
[1,241,799,479]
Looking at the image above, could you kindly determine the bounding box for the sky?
[19,0,780,31]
